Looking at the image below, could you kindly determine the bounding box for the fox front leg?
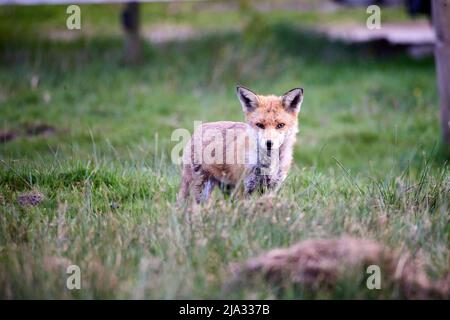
[200,178,217,203]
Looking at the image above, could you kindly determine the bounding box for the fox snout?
[257,129,285,152]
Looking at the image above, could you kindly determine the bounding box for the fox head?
[236,85,304,153]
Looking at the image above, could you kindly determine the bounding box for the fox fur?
[178,85,304,203]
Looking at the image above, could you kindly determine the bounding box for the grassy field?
[0,3,448,299]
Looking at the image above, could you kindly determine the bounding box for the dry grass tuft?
[230,237,449,299]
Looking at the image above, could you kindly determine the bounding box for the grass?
[0,2,448,299]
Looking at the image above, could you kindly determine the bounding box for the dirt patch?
[45,23,201,45]
[46,29,86,42]
[319,20,435,45]
[141,23,200,44]
[194,0,339,13]
[0,194,4,205]
[0,129,18,144]
[17,191,45,207]
[0,123,59,144]
[25,123,56,137]
[229,237,449,299]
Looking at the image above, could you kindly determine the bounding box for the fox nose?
[266,140,273,150]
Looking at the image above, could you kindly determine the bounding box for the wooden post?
[122,1,141,64]
[432,0,450,152]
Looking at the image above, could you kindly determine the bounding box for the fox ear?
[236,85,259,112]
[282,88,304,113]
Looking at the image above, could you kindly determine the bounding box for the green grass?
[0,3,448,299]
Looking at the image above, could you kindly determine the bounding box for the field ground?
[0,2,448,298]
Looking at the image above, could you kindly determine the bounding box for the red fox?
[178,85,304,203]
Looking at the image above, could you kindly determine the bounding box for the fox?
[178,85,304,204]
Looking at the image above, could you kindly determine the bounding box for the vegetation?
[0,2,448,298]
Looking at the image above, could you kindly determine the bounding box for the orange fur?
[178,86,303,203]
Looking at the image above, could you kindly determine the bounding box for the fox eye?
[276,123,285,129]
[256,123,265,129]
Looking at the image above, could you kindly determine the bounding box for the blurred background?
[0,0,444,173]
[1,0,449,299]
